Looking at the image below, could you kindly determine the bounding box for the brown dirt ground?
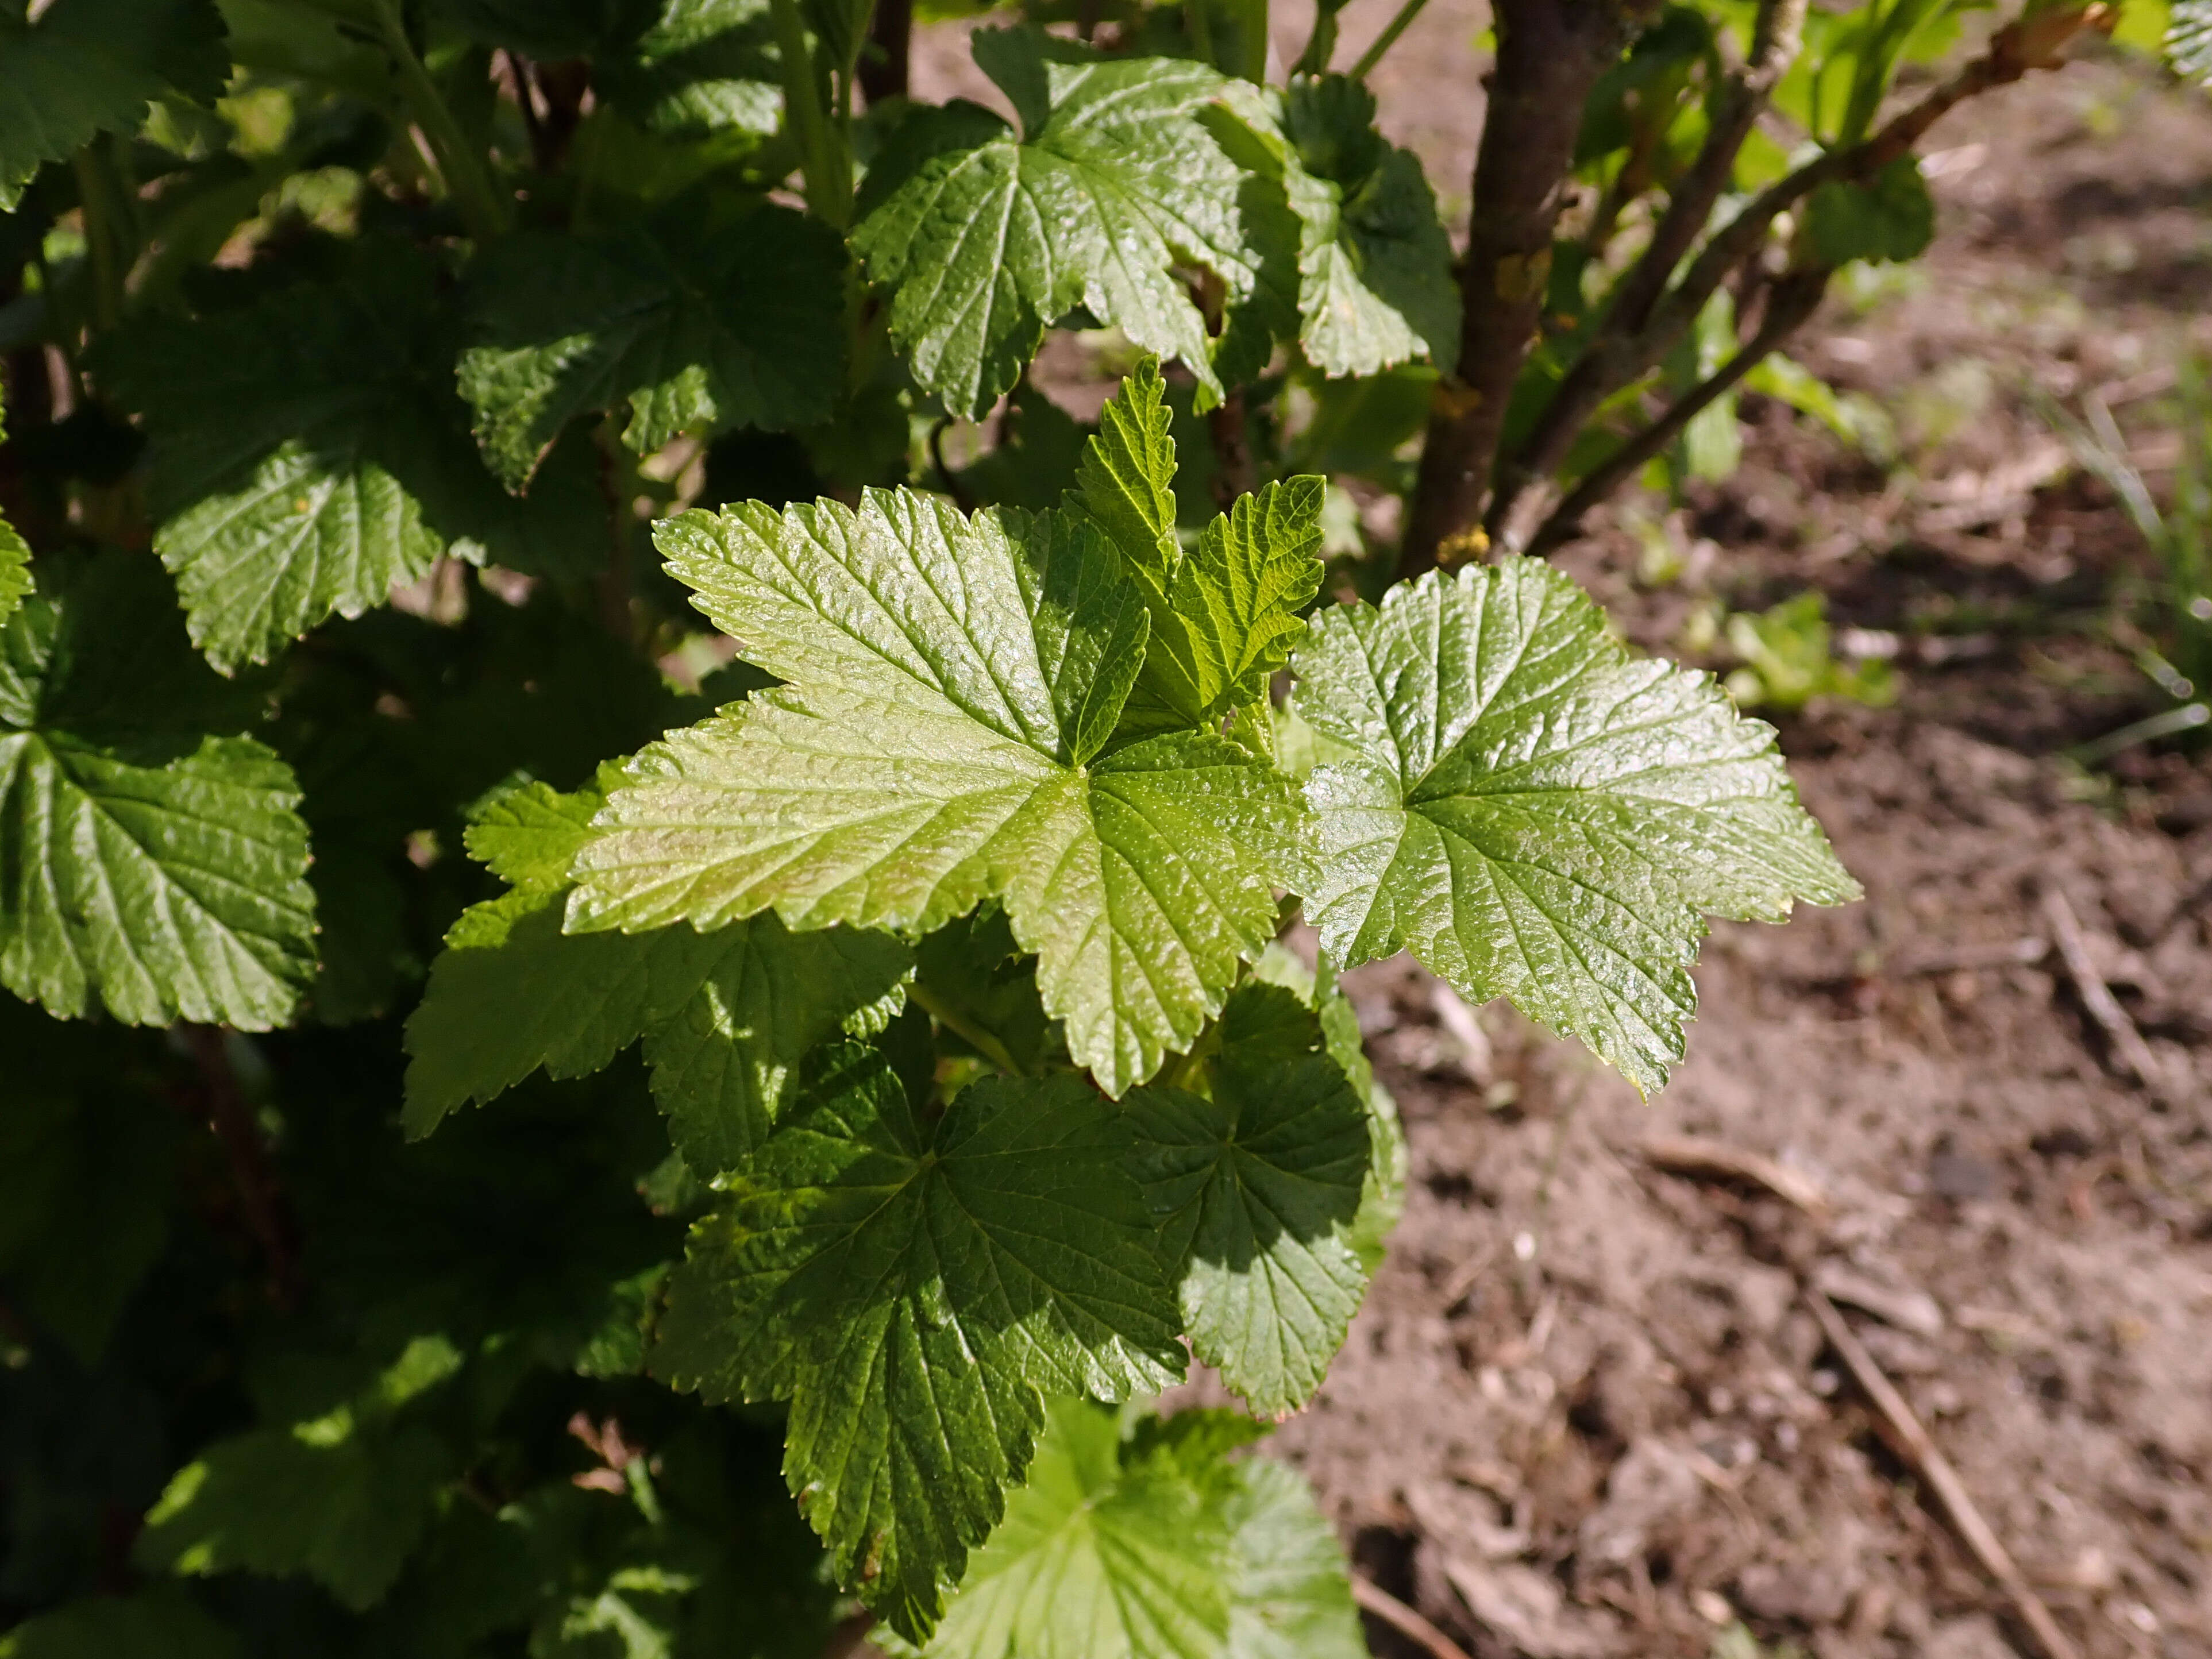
[914,18,2212,1659]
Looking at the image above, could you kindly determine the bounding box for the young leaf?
[100,249,498,672]
[1294,562,1860,1095]
[1125,981,1373,1417]
[571,489,1299,1097]
[405,776,911,1174]
[1213,76,1460,379]
[1122,477,1327,736]
[910,1401,1364,1659]
[460,203,845,489]
[0,556,318,1029]
[1068,355,1180,588]
[850,29,1294,417]
[651,1047,1185,1639]
[0,0,228,211]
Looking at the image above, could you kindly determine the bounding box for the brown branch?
[2040,884,2186,1119]
[182,1025,301,1310]
[1350,1574,1477,1659]
[1208,389,1257,511]
[1808,1291,2083,1659]
[1492,4,2106,552]
[1487,0,1806,532]
[1527,268,1828,552]
[1398,0,1636,578]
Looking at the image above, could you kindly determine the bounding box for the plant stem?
[1398,0,1630,578]
[1347,0,1431,81]
[907,982,1030,1078]
[772,0,851,227]
[369,0,508,239]
[1527,270,1829,553]
[70,145,125,333]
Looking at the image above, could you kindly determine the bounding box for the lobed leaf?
[571,488,1298,1097]
[460,203,845,489]
[1212,76,1460,379]
[652,1047,1185,1639]
[850,29,1294,416]
[1294,561,1859,1095]
[0,0,227,211]
[0,557,317,1029]
[1126,981,1373,1417]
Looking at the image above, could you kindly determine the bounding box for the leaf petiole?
[367,0,509,240]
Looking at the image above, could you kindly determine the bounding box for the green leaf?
[460,203,846,490]
[0,1588,239,1659]
[0,389,27,627]
[850,29,1294,416]
[1068,354,1180,588]
[1126,981,1371,1416]
[406,775,912,1174]
[1124,476,1327,736]
[911,1401,1363,1659]
[1294,561,1859,1095]
[134,1337,465,1612]
[0,0,228,211]
[1213,76,1459,379]
[1803,155,1934,268]
[651,1047,1185,1639]
[101,249,497,672]
[0,556,318,1029]
[571,488,1299,1097]
[2174,0,2212,83]
[911,905,1065,1075]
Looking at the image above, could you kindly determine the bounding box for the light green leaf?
[1221,1459,1367,1659]
[1294,561,1859,1095]
[0,0,228,211]
[2174,0,2212,82]
[102,250,496,672]
[912,1402,1363,1659]
[0,391,28,627]
[1212,76,1459,379]
[651,1048,1185,1639]
[1124,477,1327,735]
[1803,155,1934,268]
[572,488,1298,1097]
[1126,980,1371,1416]
[912,1399,1233,1659]
[850,28,1294,416]
[0,1588,239,1659]
[459,204,845,489]
[0,557,317,1029]
[1068,354,1180,588]
[406,776,911,1172]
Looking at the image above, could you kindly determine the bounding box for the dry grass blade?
[2039,886,2172,1105]
[1807,1291,2083,1659]
[1351,1573,1478,1659]
[1639,1135,1828,1212]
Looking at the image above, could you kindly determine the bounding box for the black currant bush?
[0,1,2147,1654]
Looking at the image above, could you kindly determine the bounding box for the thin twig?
[1807,1291,2083,1659]
[1640,1134,1828,1213]
[1528,269,1829,551]
[1350,1573,1478,1659]
[1492,5,2105,549]
[2039,885,2174,1108]
[182,1026,301,1309]
[1348,0,1432,80]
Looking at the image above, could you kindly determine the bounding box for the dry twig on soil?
[1807,1291,2083,1659]
[2039,886,2175,1108]
[1639,1134,1828,1213]
[1350,1573,1478,1659]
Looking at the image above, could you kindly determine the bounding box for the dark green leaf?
[1803,155,1934,268]
[652,1048,1185,1639]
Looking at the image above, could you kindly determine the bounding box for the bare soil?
[914,20,2212,1658]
